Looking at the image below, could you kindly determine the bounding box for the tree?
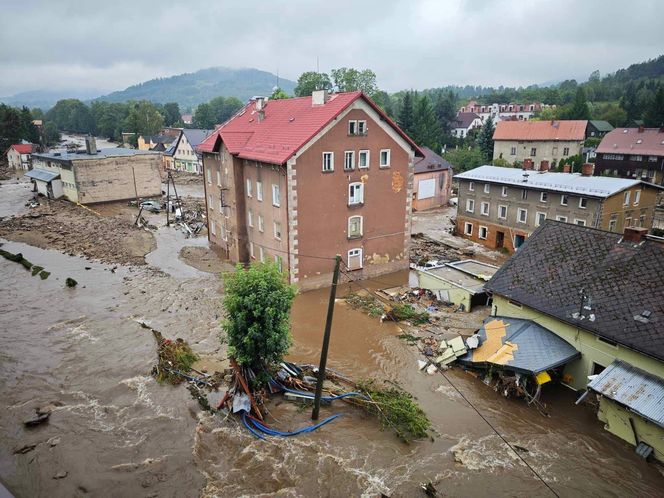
[193,103,213,129]
[477,116,495,162]
[330,67,378,96]
[46,99,95,134]
[270,87,290,100]
[221,263,297,375]
[123,100,164,136]
[294,71,332,97]
[163,102,181,127]
[412,95,441,150]
[398,91,415,137]
[372,90,395,118]
[643,85,664,127]
[433,91,457,135]
[443,146,485,174]
[44,121,60,145]
[565,87,591,120]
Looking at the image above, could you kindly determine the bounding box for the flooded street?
[1,180,664,497]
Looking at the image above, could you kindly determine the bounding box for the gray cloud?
[0,0,662,97]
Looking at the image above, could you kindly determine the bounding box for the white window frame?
[578,197,587,209]
[379,149,391,168]
[498,205,507,220]
[322,152,334,172]
[347,248,363,270]
[540,192,548,203]
[348,182,364,205]
[608,219,617,232]
[246,178,252,197]
[501,186,508,197]
[217,170,221,186]
[348,215,363,238]
[464,222,473,235]
[256,181,263,201]
[634,190,641,206]
[258,215,264,233]
[517,208,528,224]
[207,168,212,184]
[259,246,265,263]
[273,221,282,240]
[575,219,586,226]
[344,151,355,171]
[208,194,214,211]
[357,120,367,135]
[623,191,630,206]
[210,220,216,236]
[478,226,488,240]
[466,199,475,213]
[560,194,569,206]
[521,189,528,200]
[358,150,370,169]
[248,210,254,227]
[536,212,546,226]
[249,242,255,259]
[274,255,283,272]
[272,184,281,207]
[556,215,568,222]
[469,181,475,192]
[483,183,490,194]
[221,223,227,241]
[480,201,490,216]
[348,120,357,135]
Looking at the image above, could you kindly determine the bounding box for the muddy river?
[1,180,663,497]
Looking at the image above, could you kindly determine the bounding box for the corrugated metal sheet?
[25,168,60,182]
[588,360,664,429]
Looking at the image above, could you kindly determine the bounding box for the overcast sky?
[1,0,663,97]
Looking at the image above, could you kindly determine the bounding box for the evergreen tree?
[477,116,495,162]
[398,91,415,137]
[413,95,441,150]
[567,87,591,120]
[644,85,664,127]
[163,102,181,127]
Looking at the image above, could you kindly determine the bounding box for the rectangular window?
[561,194,569,206]
[608,218,617,232]
[348,216,363,238]
[536,212,546,226]
[479,226,488,240]
[552,146,558,156]
[221,223,227,241]
[344,151,355,171]
[273,221,282,240]
[634,190,641,206]
[248,210,253,227]
[480,202,490,216]
[258,215,264,233]
[349,183,364,205]
[639,214,646,227]
[521,189,528,200]
[272,184,281,207]
[219,198,224,211]
[217,170,221,186]
[322,152,334,172]
[275,255,283,272]
[256,181,263,201]
[579,197,588,209]
[623,191,630,206]
[466,199,475,213]
[348,120,357,135]
[259,246,265,263]
[357,120,367,135]
[358,150,370,169]
[246,178,252,197]
[625,217,632,227]
[469,181,475,192]
[464,222,473,235]
[379,149,390,168]
[556,215,568,222]
[207,168,212,184]
[210,220,216,235]
[510,147,516,156]
[249,242,255,259]
[498,205,507,219]
[530,147,537,156]
[575,219,586,226]
[517,208,527,223]
[484,183,490,194]
[347,248,363,270]
[540,192,548,203]
[208,194,213,210]
[563,147,570,156]
[502,186,508,197]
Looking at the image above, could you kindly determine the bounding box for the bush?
[221,263,297,371]
[389,303,430,325]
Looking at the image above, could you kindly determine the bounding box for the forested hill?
[95,67,296,109]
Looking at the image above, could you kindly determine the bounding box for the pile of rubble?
[410,234,475,267]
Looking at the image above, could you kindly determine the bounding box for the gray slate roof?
[588,120,614,133]
[458,316,580,374]
[33,148,160,162]
[588,360,664,428]
[182,129,213,147]
[455,165,645,198]
[25,168,60,182]
[454,112,482,129]
[485,221,664,361]
[414,146,452,174]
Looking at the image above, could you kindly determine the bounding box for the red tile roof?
[493,120,587,141]
[596,127,664,157]
[198,92,422,164]
[10,143,34,154]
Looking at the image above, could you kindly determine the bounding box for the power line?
[337,262,560,497]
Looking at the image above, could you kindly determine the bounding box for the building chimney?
[581,163,594,176]
[563,164,571,173]
[85,135,97,155]
[623,226,648,243]
[523,158,534,170]
[311,89,329,106]
[539,160,550,172]
[253,96,266,111]
[638,125,644,133]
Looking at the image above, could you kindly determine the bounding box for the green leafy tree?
[43,121,60,145]
[294,71,333,97]
[565,87,591,120]
[270,87,290,100]
[123,100,164,136]
[331,67,378,96]
[221,263,297,372]
[193,103,213,129]
[644,86,664,127]
[443,146,486,174]
[433,90,457,135]
[163,102,181,127]
[398,91,415,137]
[477,116,495,162]
[412,95,441,150]
[46,99,95,134]
[208,96,243,124]
[594,102,627,127]
[372,90,395,118]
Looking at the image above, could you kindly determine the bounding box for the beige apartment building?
[493,120,587,168]
[455,164,661,252]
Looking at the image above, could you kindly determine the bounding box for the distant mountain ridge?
[95,67,296,109]
[0,88,105,110]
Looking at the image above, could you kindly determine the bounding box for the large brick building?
[198,90,423,290]
[455,165,662,252]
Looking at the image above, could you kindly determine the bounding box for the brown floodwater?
[1,186,664,496]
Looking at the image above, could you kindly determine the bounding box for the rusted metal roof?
[588,360,664,428]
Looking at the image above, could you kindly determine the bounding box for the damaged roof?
[485,221,664,361]
[25,168,60,182]
[588,360,664,428]
[458,316,580,375]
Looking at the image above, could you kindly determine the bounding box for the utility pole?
[312,254,342,420]
[166,171,171,226]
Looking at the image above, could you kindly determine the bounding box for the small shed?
[25,169,63,200]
